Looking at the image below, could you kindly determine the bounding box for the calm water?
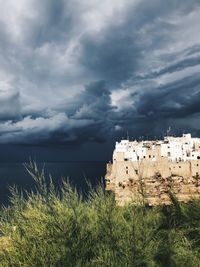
[0,161,106,205]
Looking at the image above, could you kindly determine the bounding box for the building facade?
[105,134,200,205]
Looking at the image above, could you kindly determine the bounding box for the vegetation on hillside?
[0,161,200,267]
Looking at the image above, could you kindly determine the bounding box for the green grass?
[0,161,200,267]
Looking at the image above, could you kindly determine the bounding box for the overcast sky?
[0,0,200,160]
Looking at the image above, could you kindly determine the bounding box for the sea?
[0,161,106,205]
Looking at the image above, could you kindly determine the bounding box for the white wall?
[114,134,200,162]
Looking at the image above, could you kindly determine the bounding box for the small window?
[126,166,128,169]
[149,155,151,158]
[126,170,128,174]
[197,164,199,167]
[135,170,138,175]
[179,166,181,168]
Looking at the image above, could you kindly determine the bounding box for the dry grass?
[0,236,12,253]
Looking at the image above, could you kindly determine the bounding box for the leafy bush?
[0,161,200,267]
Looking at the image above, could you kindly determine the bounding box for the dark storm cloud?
[0,90,20,120]
[116,73,200,139]
[80,31,139,84]
[136,74,200,118]
[0,0,200,147]
[144,55,200,79]
[73,81,112,119]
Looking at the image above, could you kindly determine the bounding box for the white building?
[114,134,200,162]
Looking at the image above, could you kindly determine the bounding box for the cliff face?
[105,158,200,206]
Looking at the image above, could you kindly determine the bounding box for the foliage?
[0,162,200,267]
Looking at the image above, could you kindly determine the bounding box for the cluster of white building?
[114,133,200,162]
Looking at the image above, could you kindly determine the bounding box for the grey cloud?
[130,77,199,123]
[0,90,21,121]
[0,113,95,145]
[0,0,200,146]
[79,0,200,85]
[80,31,139,84]
[143,55,200,80]
[119,74,200,138]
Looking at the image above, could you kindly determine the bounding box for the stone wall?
[105,157,200,206]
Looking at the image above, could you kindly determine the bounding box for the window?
[179,166,181,168]
[126,170,128,174]
[126,166,128,169]
[149,155,151,158]
[167,152,171,157]
[143,156,146,158]
[135,170,138,175]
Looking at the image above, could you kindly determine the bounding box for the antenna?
[167,126,171,136]
[127,131,129,140]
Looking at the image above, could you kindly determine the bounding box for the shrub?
[0,161,199,267]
